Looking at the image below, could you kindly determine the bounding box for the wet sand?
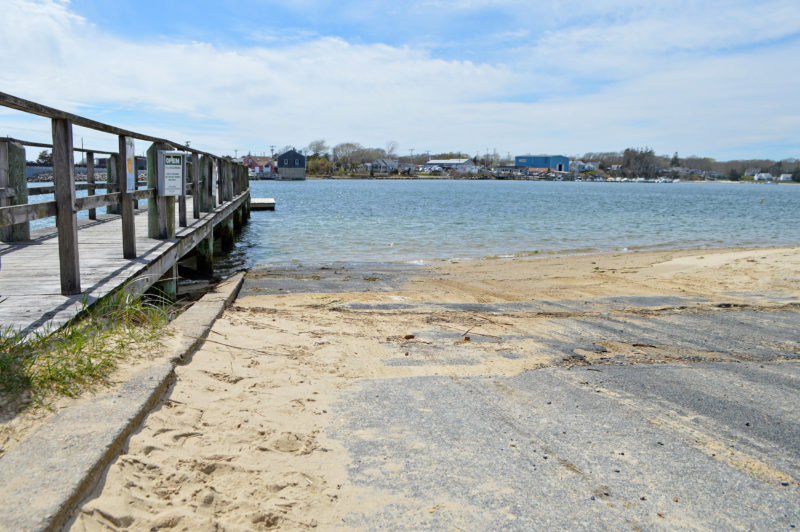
[66,246,800,530]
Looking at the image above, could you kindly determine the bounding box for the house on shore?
[277,149,306,180]
[754,172,774,181]
[779,173,793,182]
[423,158,478,173]
[572,161,598,173]
[242,155,275,179]
[369,158,399,173]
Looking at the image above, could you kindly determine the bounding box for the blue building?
[515,155,570,172]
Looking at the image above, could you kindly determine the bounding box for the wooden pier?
[0,92,252,336]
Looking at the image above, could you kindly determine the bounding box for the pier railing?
[0,92,250,296]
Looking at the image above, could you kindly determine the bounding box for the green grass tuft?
[1,289,172,403]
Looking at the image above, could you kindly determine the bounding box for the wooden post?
[52,118,81,295]
[191,152,200,218]
[147,142,175,239]
[208,159,217,211]
[227,162,234,201]
[196,235,213,274]
[118,136,136,258]
[86,151,96,220]
[220,216,234,252]
[106,154,120,215]
[204,157,211,211]
[232,205,242,232]
[218,160,225,204]
[154,264,178,301]
[178,153,187,228]
[0,140,29,241]
[225,161,232,202]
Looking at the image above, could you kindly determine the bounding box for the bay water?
[231,180,800,268]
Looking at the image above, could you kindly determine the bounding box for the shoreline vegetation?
[0,289,174,457]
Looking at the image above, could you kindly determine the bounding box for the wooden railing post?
[210,158,218,209]
[118,136,136,258]
[86,151,96,220]
[0,140,29,241]
[51,118,80,295]
[178,152,187,228]
[191,152,200,219]
[147,142,174,239]
[220,160,228,203]
[199,154,211,213]
[106,154,120,215]
[227,162,234,201]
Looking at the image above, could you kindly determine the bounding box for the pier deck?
[0,192,248,335]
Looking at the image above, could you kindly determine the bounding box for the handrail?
[0,93,217,158]
[1,91,251,296]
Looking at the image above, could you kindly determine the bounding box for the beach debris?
[403,334,415,340]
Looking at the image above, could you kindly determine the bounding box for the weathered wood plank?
[75,192,120,211]
[0,201,57,226]
[0,93,220,160]
[52,118,81,295]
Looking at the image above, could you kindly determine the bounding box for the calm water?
[228,180,800,267]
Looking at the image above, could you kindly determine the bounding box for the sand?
[50,246,800,529]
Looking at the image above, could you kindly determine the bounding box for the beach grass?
[0,288,172,405]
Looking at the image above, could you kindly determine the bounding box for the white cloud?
[0,0,798,159]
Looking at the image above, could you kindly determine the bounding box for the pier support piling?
[154,264,178,301]
[196,235,214,275]
[219,216,235,253]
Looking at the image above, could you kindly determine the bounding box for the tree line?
[578,148,800,180]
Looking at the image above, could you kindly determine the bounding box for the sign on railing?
[124,137,136,193]
[157,151,186,196]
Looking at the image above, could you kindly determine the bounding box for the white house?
[572,161,599,172]
[424,158,478,173]
[754,173,774,181]
[779,173,793,182]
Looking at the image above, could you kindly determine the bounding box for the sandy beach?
[60,246,799,529]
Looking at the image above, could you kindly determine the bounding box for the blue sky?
[1,0,799,161]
